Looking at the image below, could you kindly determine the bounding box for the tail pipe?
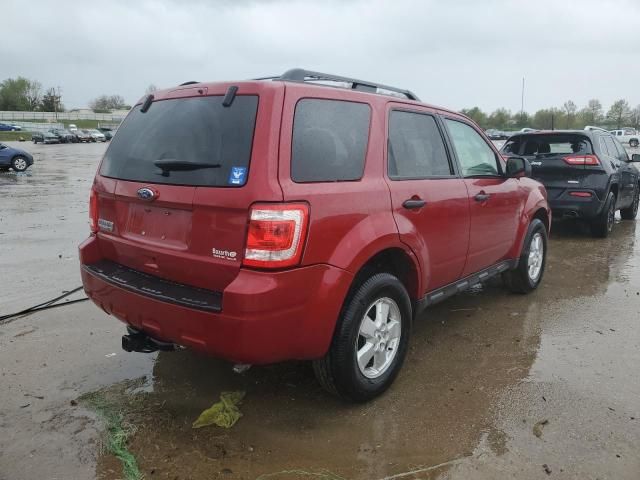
[122,327,177,353]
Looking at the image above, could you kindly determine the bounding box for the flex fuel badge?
[228,166,247,186]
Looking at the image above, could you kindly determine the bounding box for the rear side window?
[388,111,452,178]
[603,136,619,159]
[100,95,258,187]
[291,99,370,182]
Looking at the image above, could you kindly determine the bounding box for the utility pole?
[520,77,525,124]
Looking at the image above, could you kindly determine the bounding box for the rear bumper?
[79,235,353,364]
[549,190,605,219]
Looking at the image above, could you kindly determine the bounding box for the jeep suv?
[501,129,640,237]
[79,69,550,401]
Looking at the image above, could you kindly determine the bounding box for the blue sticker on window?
[228,166,247,185]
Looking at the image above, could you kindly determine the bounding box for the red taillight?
[563,155,600,166]
[569,191,592,198]
[89,187,98,233]
[243,203,309,268]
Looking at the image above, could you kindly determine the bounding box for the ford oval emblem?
[137,187,155,201]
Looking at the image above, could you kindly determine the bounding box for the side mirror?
[631,154,640,163]
[506,156,531,178]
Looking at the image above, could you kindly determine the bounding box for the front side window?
[445,119,499,177]
[388,111,452,179]
[291,99,370,183]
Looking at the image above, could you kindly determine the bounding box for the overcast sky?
[4,0,639,113]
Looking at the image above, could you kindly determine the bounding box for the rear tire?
[503,218,547,294]
[313,273,412,402]
[591,192,616,238]
[620,185,639,220]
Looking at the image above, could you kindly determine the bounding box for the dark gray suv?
[501,129,640,237]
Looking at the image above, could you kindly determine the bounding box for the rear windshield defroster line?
[100,95,258,187]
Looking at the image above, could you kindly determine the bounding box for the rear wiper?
[153,159,221,176]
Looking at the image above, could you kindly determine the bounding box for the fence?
[0,110,126,122]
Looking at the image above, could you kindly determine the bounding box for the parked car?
[80,68,550,402]
[75,130,92,143]
[98,128,115,141]
[0,123,21,132]
[485,129,508,140]
[32,131,60,144]
[49,128,77,143]
[609,128,639,148]
[501,129,639,237]
[0,143,34,171]
[87,129,106,142]
[68,124,78,132]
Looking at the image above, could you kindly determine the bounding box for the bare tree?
[563,100,577,128]
[25,80,42,111]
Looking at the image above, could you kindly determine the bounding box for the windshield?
[100,95,258,187]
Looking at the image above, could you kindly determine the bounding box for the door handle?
[402,198,426,209]
[474,192,490,202]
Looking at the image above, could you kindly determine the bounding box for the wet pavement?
[1,142,639,479]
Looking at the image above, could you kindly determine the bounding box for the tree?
[460,106,487,127]
[531,108,563,130]
[487,108,512,130]
[563,100,577,128]
[0,77,31,110]
[25,80,42,111]
[630,105,640,130]
[513,111,531,129]
[40,87,64,112]
[89,94,128,112]
[606,99,631,129]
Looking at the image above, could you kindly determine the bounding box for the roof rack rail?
[180,81,199,86]
[258,68,420,101]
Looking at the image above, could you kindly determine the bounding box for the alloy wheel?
[356,297,402,379]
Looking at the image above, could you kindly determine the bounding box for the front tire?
[313,273,412,402]
[630,139,639,148]
[620,185,639,220]
[503,218,547,294]
[591,192,616,238]
[11,156,29,172]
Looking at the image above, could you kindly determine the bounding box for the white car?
[87,129,106,142]
[609,128,639,148]
[68,124,78,132]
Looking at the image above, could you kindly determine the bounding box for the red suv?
[80,69,550,401]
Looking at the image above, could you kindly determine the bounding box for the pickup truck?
[609,128,639,148]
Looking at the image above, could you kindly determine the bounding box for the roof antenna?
[140,94,154,113]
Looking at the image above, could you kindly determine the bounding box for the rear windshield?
[100,95,258,187]
[502,134,592,157]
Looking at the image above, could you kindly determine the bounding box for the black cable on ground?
[0,287,89,324]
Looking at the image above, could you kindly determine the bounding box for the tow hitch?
[122,327,176,353]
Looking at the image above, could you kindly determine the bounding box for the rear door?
[443,117,522,276]
[93,83,284,292]
[385,106,470,291]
